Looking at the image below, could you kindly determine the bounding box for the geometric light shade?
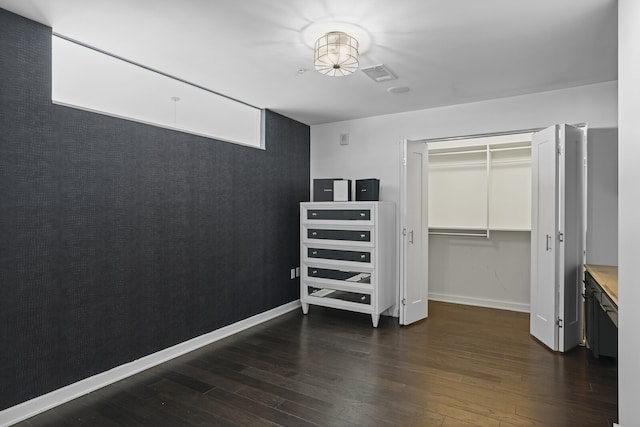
[314,31,359,77]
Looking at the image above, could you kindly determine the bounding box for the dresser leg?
[301,302,309,314]
[371,314,380,327]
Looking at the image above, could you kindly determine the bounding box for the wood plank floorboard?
[15,302,617,426]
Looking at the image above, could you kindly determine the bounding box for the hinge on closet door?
[402,157,407,166]
[401,299,406,306]
[556,318,563,328]
[558,232,564,242]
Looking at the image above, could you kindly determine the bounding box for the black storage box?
[356,179,380,201]
[313,178,339,201]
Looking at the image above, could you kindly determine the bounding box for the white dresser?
[300,202,396,327]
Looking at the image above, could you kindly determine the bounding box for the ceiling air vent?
[361,64,397,82]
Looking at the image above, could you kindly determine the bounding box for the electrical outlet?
[290,268,295,279]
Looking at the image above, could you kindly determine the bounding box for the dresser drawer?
[598,289,618,327]
[307,228,371,243]
[306,266,371,284]
[307,248,371,263]
[307,209,371,221]
[306,286,371,306]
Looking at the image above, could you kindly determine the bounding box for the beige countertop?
[585,264,618,306]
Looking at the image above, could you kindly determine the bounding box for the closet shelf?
[489,145,531,153]
[429,161,488,169]
[430,159,530,168]
[429,148,487,156]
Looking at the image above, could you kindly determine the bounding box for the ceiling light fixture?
[314,31,359,77]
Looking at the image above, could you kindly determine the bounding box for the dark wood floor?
[16,302,617,427]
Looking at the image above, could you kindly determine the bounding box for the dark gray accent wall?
[0,8,309,411]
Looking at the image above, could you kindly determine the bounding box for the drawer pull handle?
[312,270,317,275]
[598,301,615,313]
[360,213,365,217]
[312,251,318,255]
[311,232,317,236]
[360,254,366,259]
[360,234,366,238]
[311,212,317,216]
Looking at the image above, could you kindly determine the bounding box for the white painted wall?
[428,231,531,312]
[618,2,640,425]
[311,81,617,311]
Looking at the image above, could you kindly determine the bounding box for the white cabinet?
[300,202,396,327]
[530,124,586,352]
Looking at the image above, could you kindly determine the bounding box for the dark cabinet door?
[597,301,618,359]
[584,272,617,359]
[584,278,598,357]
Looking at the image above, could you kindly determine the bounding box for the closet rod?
[429,231,489,238]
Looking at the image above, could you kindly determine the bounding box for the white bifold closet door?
[530,124,585,352]
[399,139,429,325]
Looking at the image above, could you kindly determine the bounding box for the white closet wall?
[489,146,531,230]
[428,232,531,311]
[428,149,488,230]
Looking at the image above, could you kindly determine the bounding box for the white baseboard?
[429,292,530,313]
[0,300,301,427]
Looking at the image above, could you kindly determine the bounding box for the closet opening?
[399,125,587,353]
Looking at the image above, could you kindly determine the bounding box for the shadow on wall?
[587,128,618,266]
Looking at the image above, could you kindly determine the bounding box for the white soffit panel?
[52,36,262,149]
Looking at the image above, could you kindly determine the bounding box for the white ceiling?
[0,0,618,125]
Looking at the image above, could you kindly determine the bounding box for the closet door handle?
[546,234,551,251]
[409,230,414,244]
